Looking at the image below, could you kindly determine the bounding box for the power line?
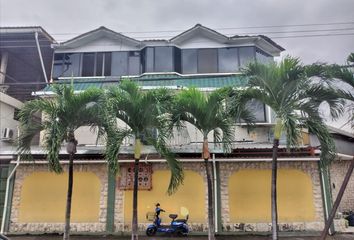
[47,21,354,35]
[2,26,354,43]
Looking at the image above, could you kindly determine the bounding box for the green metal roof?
[40,74,247,93]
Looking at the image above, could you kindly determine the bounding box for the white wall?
[0,92,22,148]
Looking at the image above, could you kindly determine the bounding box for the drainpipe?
[0,129,20,234]
[212,153,218,232]
[34,31,48,83]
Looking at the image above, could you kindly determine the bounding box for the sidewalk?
[5,234,354,240]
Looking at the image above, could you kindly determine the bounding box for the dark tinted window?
[239,47,255,68]
[82,53,95,76]
[247,100,266,122]
[182,49,197,74]
[111,52,128,76]
[144,47,154,73]
[218,48,239,72]
[52,53,64,78]
[104,52,112,76]
[154,47,173,72]
[174,47,182,73]
[96,53,104,76]
[198,49,218,73]
[62,53,81,77]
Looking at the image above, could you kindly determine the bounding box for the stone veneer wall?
[114,162,209,232]
[329,160,354,212]
[219,161,325,232]
[10,163,108,233]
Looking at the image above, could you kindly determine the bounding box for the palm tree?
[173,87,252,240]
[242,56,343,240]
[17,84,103,240]
[103,80,184,240]
[320,54,354,240]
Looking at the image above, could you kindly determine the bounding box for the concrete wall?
[219,161,325,232]
[329,160,354,212]
[0,92,22,148]
[10,160,340,234]
[10,164,108,233]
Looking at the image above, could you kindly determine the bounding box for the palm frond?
[105,127,133,174]
[151,137,184,195]
[306,118,336,167]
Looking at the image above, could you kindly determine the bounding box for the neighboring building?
[1,24,353,235]
[0,26,55,230]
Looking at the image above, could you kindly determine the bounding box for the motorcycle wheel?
[146,227,157,236]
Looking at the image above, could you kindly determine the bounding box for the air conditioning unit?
[2,127,14,141]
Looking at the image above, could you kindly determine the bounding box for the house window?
[218,48,239,72]
[104,52,112,76]
[182,49,197,74]
[82,52,112,77]
[111,51,140,76]
[239,47,256,68]
[111,52,128,76]
[81,53,95,76]
[143,47,154,73]
[198,49,218,73]
[52,53,82,78]
[154,47,174,72]
[174,47,182,73]
[128,51,141,75]
[247,99,266,122]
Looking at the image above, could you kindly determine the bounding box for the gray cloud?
[0,0,353,63]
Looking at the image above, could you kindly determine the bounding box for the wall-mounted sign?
[117,163,152,190]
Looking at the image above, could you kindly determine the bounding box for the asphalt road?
[4,234,354,240]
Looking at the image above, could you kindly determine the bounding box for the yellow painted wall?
[124,170,205,223]
[19,172,101,223]
[228,169,315,222]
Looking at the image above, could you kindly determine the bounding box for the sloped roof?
[170,24,229,43]
[0,26,55,42]
[56,26,141,49]
[54,24,284,53]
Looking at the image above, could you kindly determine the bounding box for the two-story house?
[2,24,353,235]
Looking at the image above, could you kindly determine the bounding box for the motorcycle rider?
[155,203,165,226]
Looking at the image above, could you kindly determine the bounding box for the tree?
[242,56,342,240]
[173,87,252,240]
[17,84,103,240]
[320,54,354,240]
[103,80,184,240]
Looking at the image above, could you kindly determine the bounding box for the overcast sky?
[0,0,353,64]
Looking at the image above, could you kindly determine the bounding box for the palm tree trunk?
[271,138,279,240]
[205,158,215,240]
[203,137,215,240]
[132,138,141,240]
[320,157,354,240]
[131,158,139,240]
[63,132,77,240]
[63,153,74,240]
